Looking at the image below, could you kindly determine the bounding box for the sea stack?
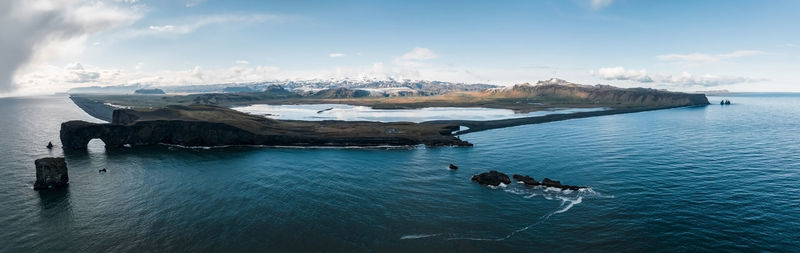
[471,170,511,186]
[46,142,53,149]
[33,157,69,190]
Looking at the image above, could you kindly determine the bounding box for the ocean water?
[1,94,798,252]
[231,103,606,122]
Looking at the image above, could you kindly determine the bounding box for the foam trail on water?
[442,188,598,241]
[555,197,582,214]
[400,233,442,240]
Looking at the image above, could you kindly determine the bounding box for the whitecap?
[554,197,582,214]
[400,233,441,240]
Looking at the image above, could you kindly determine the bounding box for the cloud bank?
[0,0,140,92]
[657,50,766,64]
[591,66,765,87]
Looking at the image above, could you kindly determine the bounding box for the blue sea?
[1,93,798,252]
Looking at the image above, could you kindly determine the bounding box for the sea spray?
[404,185,609,242]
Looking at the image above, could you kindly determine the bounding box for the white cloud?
[235,60,249,65]
[591,66,653,82]
[658,72,765,87]
[590,0,614,10]
[401,47,438,61]
[148,25,175,32]
[591,66,765,87]
[120,14,290,38]
[328,53,345,58]
[0,0,141,92]
[185,0,205,7]
[657,50,767,64]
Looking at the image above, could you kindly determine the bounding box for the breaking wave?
[404,185,611,242]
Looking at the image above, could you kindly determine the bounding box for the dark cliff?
[60,105,470,149]
[483,79,710,107]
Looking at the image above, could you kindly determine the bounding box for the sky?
[2,0,799,96]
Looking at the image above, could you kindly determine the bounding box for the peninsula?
[64,78,710,148]
[61,105,470,149]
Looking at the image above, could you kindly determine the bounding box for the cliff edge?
[60,105,470,149]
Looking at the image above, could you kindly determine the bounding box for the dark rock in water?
[449,164,458,170]
[316,107,334,114]
[34,157,69,190]
[471,170,511,186]
[512,174,539,185]
[99,168,107,173]
[541,178,563,188]
[540,178,586,190]
[46,141,53,149]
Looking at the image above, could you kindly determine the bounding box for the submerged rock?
[541,178,562,188]
[512,174,539,185]
[540,177,585,191]
[471,170,510,186]
[449,164,458,170]
[34,157,69,190]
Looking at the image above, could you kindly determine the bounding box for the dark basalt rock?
[541,178,563,188]
[46,141,53,149]
[449,164,458,170]
[512,174,539,185]
[34,157,69,190]
[471,170,511,186]
[540,177,586,191]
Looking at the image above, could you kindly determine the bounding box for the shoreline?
[426,105,697,135]
[69,95,703,141]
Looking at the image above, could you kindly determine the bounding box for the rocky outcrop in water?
[34,157,69,190]
[471,170,511,186]
[449,164,459,170]
[512,174,538,185]
[511,174,586,190]
[60,105,471,149]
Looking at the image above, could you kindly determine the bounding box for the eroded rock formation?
[511,174,586,191]
[34,157,69,190]
[471,170,511,186]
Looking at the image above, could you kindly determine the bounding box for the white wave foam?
[440,185,598,242]
[555,197,582,214]
[504,188,526,195]
[488,183,508,189]
[400,233,441,240]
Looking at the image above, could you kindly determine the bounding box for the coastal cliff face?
[483,78,710,107]
[60,105,470,149]
[34,157,69,190]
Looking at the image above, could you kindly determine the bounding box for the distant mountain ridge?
[481,78,709,107]
[67,79,497,96]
